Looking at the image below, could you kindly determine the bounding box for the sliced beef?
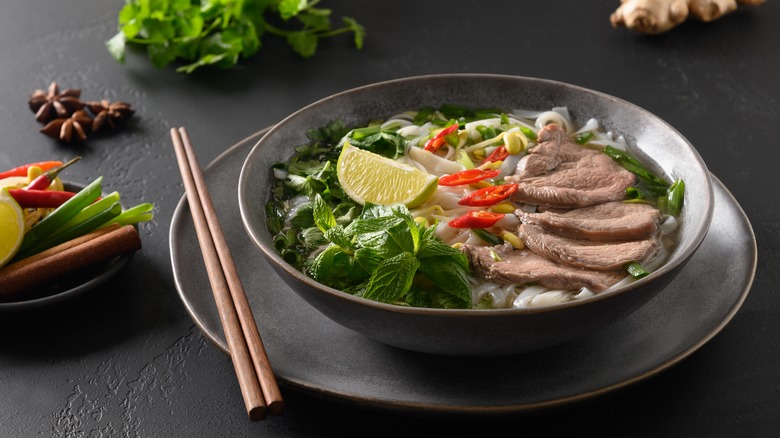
[462,244,624,292]
[513,124,593,178]
[507,124,636,208]
[517,223,659,271]
[518,201,661,242]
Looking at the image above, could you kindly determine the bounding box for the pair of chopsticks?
[171,127,283,421]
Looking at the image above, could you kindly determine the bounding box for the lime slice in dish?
[337,142,438,208]
[0,187,25,268]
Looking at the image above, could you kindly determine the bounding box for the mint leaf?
[417,257,472,307]
[333,203,359,226]
[417,238,467,266]
[363,252,420,303]
[360,203,396,219]
[354,247,383,275]
[346,215,403,235]
[394,208,422,254]
[324,224,352,250]
[353,219,414,259]
[308,243,341,281]
[406,284,470,309]
[301,226,329,249]
[313,193,337,232]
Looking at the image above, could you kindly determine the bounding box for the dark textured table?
[1,1,777,436]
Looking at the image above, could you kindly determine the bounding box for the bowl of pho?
[238,74,713,356]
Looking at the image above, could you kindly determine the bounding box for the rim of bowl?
[238,73,714,318]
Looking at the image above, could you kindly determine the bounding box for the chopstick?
[170,127,283,421]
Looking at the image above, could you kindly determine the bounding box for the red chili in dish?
[24,156,80,191]
[0,160,63,180]
[423,123,459,153]
[8,188,76,208]
[458,183,518,207]
[438,168,501,186]
[448,210,505,228]
[483,145,508,163]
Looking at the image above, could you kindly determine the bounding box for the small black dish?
[0,181,135,313]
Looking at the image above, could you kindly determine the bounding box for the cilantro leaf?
[343,128,407,159]
[109,0,365,73]
[286,31,318,58]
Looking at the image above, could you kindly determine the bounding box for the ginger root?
[611,0,765,34]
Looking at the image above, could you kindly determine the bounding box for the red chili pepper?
[439,168,501,186]
[483,145,508,164]
[0,160,63,180]
[448,210,505,228]
[8,189,76,208]
[458,184,518,207]
[24,156,81,191]
[423,123,459,153]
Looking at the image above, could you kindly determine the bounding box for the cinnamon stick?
[0,224,141,301]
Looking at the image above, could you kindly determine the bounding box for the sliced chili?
[438,168,501,186]
[448,210,505,228]
[458,184,518,207]
[423,123,459,153]
[0,161,63,180]
[483,145,508,164]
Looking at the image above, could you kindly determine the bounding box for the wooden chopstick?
[171,127,283,421]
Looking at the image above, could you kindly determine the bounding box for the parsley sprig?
[107,0,366,74]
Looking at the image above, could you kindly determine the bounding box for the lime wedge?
[0,187,25,268]
[337,142,438,208]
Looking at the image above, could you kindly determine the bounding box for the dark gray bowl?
[238,74,713,356]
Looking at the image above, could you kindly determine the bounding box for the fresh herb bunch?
[310,197,472,309]
[107,0,366,74]
[266,119,357,266]
[265,119,473,309]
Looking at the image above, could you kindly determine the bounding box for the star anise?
[28,82,84,124]
[40,110,93,143]
[85,99,134,132]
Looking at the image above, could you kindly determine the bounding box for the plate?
[0,182,135,313]
[169,129,756,416]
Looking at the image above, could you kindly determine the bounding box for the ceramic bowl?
[238,74,713,356]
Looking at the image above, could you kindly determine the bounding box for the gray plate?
[169,129,756,416]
